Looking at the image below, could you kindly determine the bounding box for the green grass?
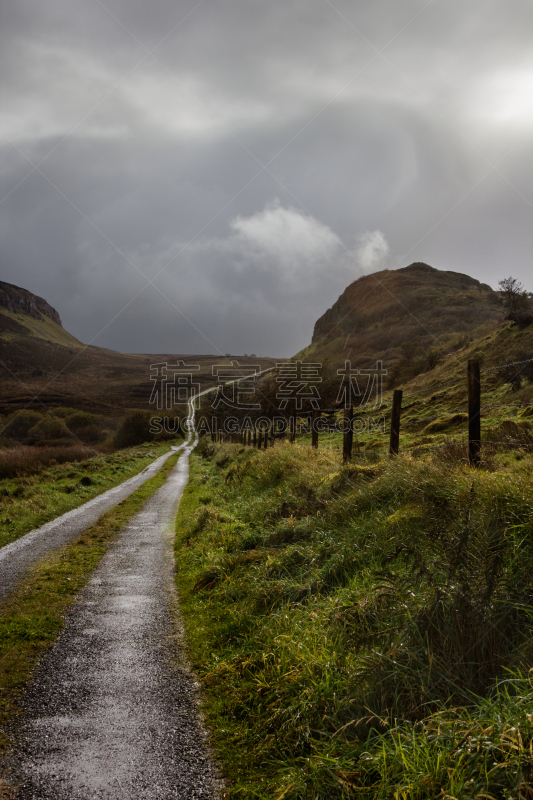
[0,441,178,549]
[174,439,533,798]
[0,450,181,756]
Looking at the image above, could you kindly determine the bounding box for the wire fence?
[400,357,533,401]
[222,352,533,461]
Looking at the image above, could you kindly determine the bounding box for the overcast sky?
[1,0,532,356]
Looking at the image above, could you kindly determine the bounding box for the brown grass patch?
[0,445,96,479]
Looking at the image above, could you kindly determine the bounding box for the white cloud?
[228,202,345,280]
[355,230,390,272]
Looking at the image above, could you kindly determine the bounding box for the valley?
[1,265,533,799]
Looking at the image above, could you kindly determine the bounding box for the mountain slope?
[290,262,533,453]
[298,263,502,382]
[0,282,277,415]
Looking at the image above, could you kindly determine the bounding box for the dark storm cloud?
[1,0,532,355]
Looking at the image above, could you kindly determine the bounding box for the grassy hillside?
[176,288,533,798]
[308,317,533,458]
[0,308,84,349]
[297,263,502,387]
[174,438,533,799]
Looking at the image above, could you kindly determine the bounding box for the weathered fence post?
[468,359,481,467]
[389,389,403,455]
[263,424,269,449]
[311,410,318,449]
[253,426,257,448]
[257,428,263,449]
[290,414,296,443]
[343,405,353,461]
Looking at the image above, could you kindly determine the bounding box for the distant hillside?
[0,281,63,326]
[0,282,277,415]
[297,262,503,390]
[0,282,85,351]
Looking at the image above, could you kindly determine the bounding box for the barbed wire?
[479,402,533,411]
[481,357,533,373]
[398,357,533,400]
[402,377,462,399]
[345,438,533,458]
[403,412,468,427]
[401,403,533,427]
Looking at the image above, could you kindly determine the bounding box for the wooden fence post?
[290,414,296,443]
[263,424,269,449]
[468,359,481,467]
[311,410,318,449]
[389,389,403,456]
[258,428,263,449]
[253,427,257,448]
[343,405,353,461]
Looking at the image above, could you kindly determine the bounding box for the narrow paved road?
[0,444,185,601]
[12,434,219,799]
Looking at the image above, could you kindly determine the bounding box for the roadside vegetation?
[0,441,177,549]
[0,401,185,549]
[0,450,181,759]
[175,438,533,799]
[0,407,182,477]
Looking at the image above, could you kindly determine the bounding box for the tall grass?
[0,445,96,479]
[175,440,533,798]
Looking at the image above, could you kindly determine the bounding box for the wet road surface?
[12,436,219,799]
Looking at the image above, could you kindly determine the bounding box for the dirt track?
[11,435,219,799]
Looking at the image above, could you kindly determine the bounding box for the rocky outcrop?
[0,281,62,326]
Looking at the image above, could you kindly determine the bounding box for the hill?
[0,282,277,415]
[288,262,533,455]
[297,262,502,385]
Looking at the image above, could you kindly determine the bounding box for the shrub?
[0,437,19,449]
[26,418,74,443]
[113,410,153,449]
[48,406,78,419]
[65,411,101,432]
[73,424,104,444]
[1,410,43,440]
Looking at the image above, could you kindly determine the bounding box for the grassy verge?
[0,450,180,757]
[0,441,178,549]
[174,439,533,799]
